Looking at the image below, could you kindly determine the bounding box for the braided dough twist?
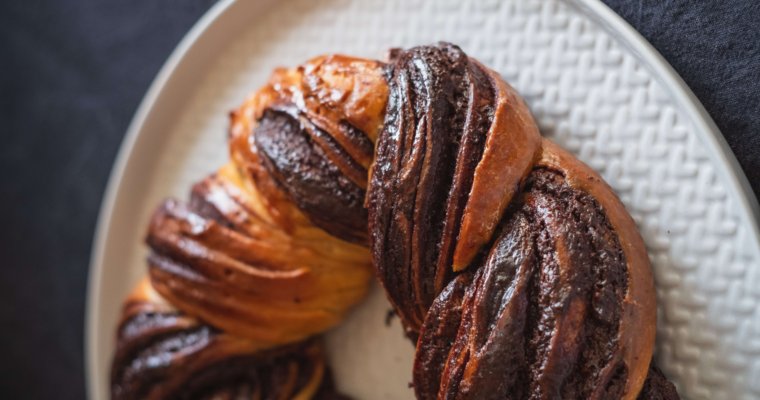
[111,43,678,400]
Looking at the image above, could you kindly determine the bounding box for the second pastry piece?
[367,43,667,400]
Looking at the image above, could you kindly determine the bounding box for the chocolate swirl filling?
[368,43,495,335]
[111,296,342,400]
[367,43,676,399]
[254,107,369,244]
[414,168,630,400]
[368,43,542,337]
[247,54,387,245]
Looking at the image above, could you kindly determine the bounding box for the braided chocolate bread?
[110,43,679,399]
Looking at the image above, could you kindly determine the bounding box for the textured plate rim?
[567,0,760,248]
[85,0,760,398]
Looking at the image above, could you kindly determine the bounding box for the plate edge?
[84,0,239,398]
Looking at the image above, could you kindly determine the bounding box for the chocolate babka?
[111,43,679,399]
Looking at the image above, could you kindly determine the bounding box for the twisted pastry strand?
[111,280,332,399]
[112,55,385,399]
[368,44,542,335]
[111,42,678,400]
[368,44,672,400]
[411,141,655,399]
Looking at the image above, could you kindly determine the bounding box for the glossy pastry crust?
[147,166,372,346]
[144,54,391,348]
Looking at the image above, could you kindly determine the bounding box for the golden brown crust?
[452,61,542,271]
[142,55,387,346]
[146,167,372,346]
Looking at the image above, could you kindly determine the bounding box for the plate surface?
[86,0,760,399]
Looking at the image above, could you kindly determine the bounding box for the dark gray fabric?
[0,2,216,399]
[0,0,756,399]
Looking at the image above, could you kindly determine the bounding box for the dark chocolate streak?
[413,168,630,400]
[254,107,369,244]
[367,43,495,337]
[111,301,344,400]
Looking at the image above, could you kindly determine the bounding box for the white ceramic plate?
[86,1,760,399]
